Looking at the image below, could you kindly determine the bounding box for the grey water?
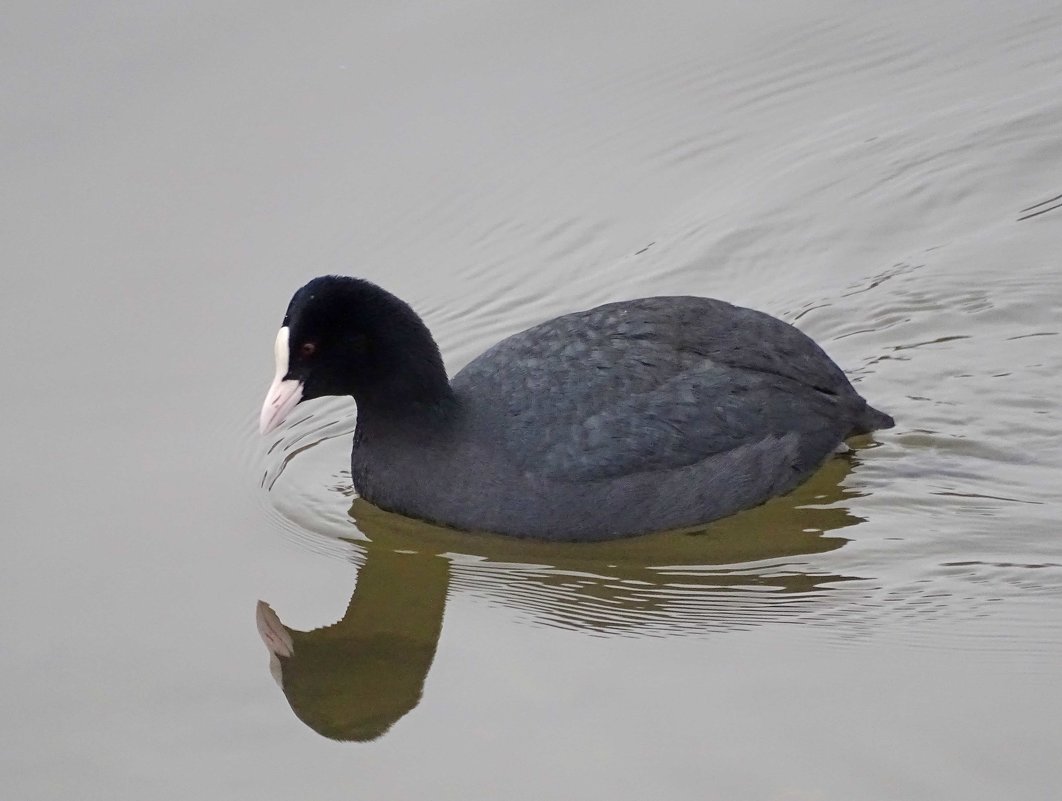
[3,2,1062,799]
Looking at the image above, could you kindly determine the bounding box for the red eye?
[299,342,317,359]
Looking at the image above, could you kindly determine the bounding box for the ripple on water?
[251,210,1062,657]
[246,7,1062,668]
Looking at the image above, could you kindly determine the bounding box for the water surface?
[3,2,1061,799]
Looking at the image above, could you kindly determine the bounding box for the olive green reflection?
[259,453,864,742]
[257,548,447,742]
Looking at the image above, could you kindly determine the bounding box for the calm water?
[4,2,1062,799]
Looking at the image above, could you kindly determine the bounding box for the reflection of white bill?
[256,601,294,687]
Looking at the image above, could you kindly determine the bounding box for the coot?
[260,276,893,541]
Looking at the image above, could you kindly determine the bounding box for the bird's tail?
[849,403,895,436]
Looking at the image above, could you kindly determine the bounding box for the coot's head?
[259,276,450,434]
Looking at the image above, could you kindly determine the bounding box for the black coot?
[260,276,893,541]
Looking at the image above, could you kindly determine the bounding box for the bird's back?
[453,296,880,480]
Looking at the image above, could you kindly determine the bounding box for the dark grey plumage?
[271,277,893,541]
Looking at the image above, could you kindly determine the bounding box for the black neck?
[353,372,457,427]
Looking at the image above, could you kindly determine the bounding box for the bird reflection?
[257,547,446,742]
[259,452,866,742]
